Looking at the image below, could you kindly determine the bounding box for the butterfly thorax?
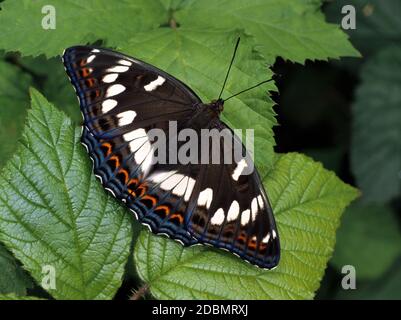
[190,99,224,129]
[209,98,224,115]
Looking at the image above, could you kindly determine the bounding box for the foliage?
[331,202,401,279]
[0,0,359,300]
[351,46,401,203]
[0,90,132,299]
[0,245,33,295]
[317,0,401,299]
[135,153,358,299]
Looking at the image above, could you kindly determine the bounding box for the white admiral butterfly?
[62,41,280,269]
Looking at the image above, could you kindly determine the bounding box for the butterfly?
[62,43,280,269]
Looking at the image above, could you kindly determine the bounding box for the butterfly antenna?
[223,78,274,102]
[218,37,241,100]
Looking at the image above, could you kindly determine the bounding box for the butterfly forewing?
[63,46,280,269]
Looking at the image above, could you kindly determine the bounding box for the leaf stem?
[168,8,178,29]
[129,283,149,300]
[169,17,177,29]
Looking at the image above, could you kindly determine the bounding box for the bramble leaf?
[338,259,401,300]
[0,0,361,300]
[326,0,401,56]
[0,89,132,299]
[331,202,401,279]
[351,46,401,203]
[176,0,360,63]
[0,60,31,167]
[120,28,277,168]
[0,244,33,295]
[134,153,359,300]
[0,0,153,58]
[18,55,82,123]
[0,293,45,300]
[0,0,359,63]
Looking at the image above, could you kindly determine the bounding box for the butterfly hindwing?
[184,123,280,269]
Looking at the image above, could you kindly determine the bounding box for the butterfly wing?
[63,46,202,244]
[183,122,280,269]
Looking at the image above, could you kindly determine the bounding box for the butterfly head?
[210,98,224,115]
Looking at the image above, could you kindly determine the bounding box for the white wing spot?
[251,197,258,221]
[262,233,271,244]
[183,178,195,201]
[107,65,129,73]
[117,110,136,126]
[148,171,177,184]
[123,128,146,142]
[211,208,225,225]
[148,172,195,200]
[128,136,148,153]
[91,49,100,53]
[135,141,152,173]
[118,60,132,66]
[257,195,265,209]
[160,173,185,191]
[101,99,117,113]
[172,176,193,197]
[226,200,240,222]
[86,55,96,63]
[198,188,213,209]
[144,76,166,92]
[102,73,119,83]
[241,209,251,225]
[124,129,147,152]
[106,84,126,97]
[232,159,248,181]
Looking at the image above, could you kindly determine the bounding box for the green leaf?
[120,28,277,168]
[0,0,153,57]
[351,46,401,203]
[331,203,401,279]
[18,55,82,123]
[176,0,360,63]
[133,153,359,300]
[0,89,132,300]
[335,258,401,300]
[325,0,401,56]
[0,60,31,167]
[0,293,45,300]
[0,0,358,63]
[305,147,344,174]
[0,244,33,295]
